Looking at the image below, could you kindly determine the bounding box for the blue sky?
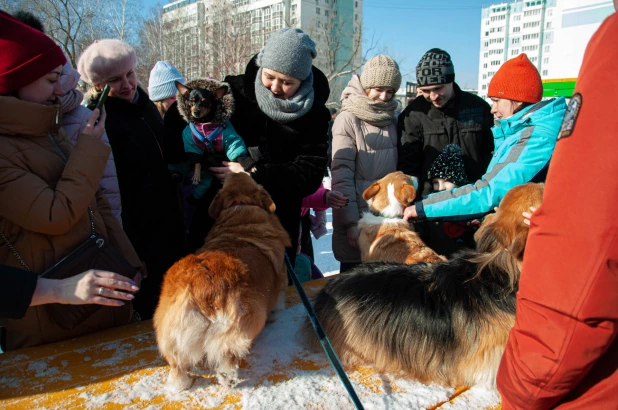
[144,0,490,89]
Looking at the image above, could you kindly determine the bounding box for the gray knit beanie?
[360,55,402,91]
[416,48,455,87]
[256,28,317,81]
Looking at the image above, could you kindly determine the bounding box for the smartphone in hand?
[94,85,111,124]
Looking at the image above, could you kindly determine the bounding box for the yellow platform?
[0,279,501,409]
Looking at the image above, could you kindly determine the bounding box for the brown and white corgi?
[358,171,445,264]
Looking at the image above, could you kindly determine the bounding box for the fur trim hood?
[177,78,234,125]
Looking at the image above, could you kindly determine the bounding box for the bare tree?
[306,12,381,104]
[136,3,166,86]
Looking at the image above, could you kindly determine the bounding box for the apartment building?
[478,0,613,100]
[162,0,363,98]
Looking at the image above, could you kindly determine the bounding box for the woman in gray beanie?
[331,55,402,271]
[204,28,330,263]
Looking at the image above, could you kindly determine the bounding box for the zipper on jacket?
[140,116,164,160]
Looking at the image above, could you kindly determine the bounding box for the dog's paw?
[166,369,194,392]
[216,370,239,388]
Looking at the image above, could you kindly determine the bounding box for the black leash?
[284,254,365,410]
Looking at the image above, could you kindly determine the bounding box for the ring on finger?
[98,287,104,295]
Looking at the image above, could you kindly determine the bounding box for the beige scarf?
[340,75,398,128]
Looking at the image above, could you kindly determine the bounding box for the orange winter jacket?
[497,12,618,410]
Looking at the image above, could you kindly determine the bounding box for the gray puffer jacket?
[331,75,398,263]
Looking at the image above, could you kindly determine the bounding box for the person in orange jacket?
[497,5,618,409]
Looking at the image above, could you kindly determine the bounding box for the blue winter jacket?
[415,97,567,221]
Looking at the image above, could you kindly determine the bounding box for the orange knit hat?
[488,54,543,103]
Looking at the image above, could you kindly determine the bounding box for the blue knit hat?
[148,61,186,101]
[256,28,317,81]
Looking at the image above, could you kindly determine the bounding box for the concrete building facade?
[477,0,613,101]
[162,0,363,100]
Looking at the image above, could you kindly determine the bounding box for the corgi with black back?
[168,79,250,203]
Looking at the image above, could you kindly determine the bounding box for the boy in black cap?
[423,144,479,256]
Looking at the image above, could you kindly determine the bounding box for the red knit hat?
[0,11,66,95]
[488,54,543,103]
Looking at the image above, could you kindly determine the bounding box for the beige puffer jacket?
[0,96,142,350]
[331,75,398,263]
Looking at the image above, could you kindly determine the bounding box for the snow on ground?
[2,299,500,409]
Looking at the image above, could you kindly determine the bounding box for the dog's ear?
[475,221,506,253]
[399,184,417,206]
[208,191,224,219]
[259,189,276,214]
[363,182,381,201]
[507,223,529,260]
[175,81,191,98]
[213,86,228,100]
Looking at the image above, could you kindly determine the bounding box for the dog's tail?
[185,250,248,320]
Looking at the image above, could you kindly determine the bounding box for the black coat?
[397,83,494,196]
[224,56,330,260]
[98,89,187,318]
[0,265,37,320]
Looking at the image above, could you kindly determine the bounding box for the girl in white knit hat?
[330,54,402,272]
[148,61,186,118]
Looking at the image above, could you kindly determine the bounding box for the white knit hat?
[148,61,186,102]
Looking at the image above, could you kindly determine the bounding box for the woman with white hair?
[78,40,187,320]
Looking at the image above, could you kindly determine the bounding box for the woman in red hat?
[402,54,567,225]
[0,11,143,350]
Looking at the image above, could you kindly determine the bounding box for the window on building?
[485,31,489,36]
[491,60,501,66]
[484,52,488,58]
[547,9,553,16]
[484,41,489,47]
[482,84,487,90]
[530,56,537,62]
[524,9,542,17]
[523,33,539,40]
[544,45,551,52]
[316,7,320,14]
[513,26,520,32]
[542,69,548,76]
[543,57,549,63]
[291,4,297,13]
[511,49,519,56]
[483,74,487,79]
[486,20,490,25]
[513,14,521,21]
[483,63,487,68]
[523,21,540,29]
[488,71,495,76]
[355,13,358,21]
[546,21,552,29]
[355,1,358,7]
[512,37,520,44]
[325,10,329,16]
[291,17,297,25]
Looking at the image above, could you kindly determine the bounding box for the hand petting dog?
[210,161,247,182]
